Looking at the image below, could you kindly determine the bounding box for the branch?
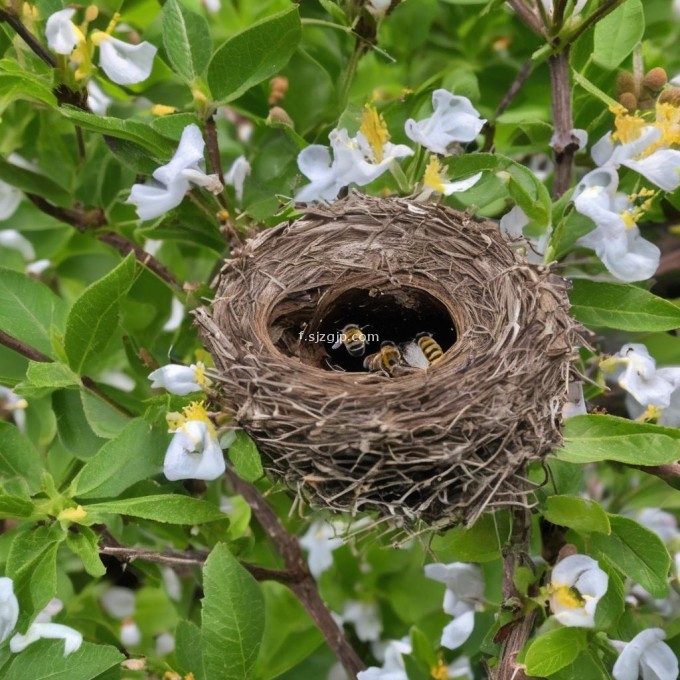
[636,463,680,482]
[204,115,225,188]
[225,469,366,678]
[563,0,626,47]
[26,194,182,293]
[506,0,545,36]
[0,9,56,67]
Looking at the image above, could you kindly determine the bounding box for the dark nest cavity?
[196,194,583,527]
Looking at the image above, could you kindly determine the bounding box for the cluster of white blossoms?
[148,362,226,481]
[295,90,486,203]
[0,579,82,656]
[602,343,680,425]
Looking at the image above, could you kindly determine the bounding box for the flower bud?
[642,67,668,92]
[659,87,680,106]
[617,92,638,112]
[616,71,636,97]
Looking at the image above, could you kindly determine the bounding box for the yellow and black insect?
[417,333,444,365]
[363,341,402,375]
[332,323,367,357]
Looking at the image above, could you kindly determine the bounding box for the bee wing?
[402,341,429,369]
[331,337,343,349]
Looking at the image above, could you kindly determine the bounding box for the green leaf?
[0,157,71,207]
[524,627,588,676]
[104,136,162,175]
[542,495,611,535]
[176,620,206,680]
[0,422,43,493]
[0,72,57,108]
[53,389,107,460]
[430,511,512,562]
[15,361,79,398]
[559,414,680,465]
[162,0,212,82]
[3,641,123,680]
[0,268,68,358]
[228,431,264,482]
[74,419,168,499]
[207,7,302,104]
[0,493,34,519]
[592,514,671,598]
[202,544,265,680]
[65,526,106,577]
[63,254,138,374]
[594,558,626,630]
[569,280,680,331]
[593,0,645,70]
[80,390,130,439]
[84,495,226,524]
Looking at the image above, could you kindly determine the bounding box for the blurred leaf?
[228,431,264,482]
[202,543,265,680]
[84,495,226,524]
[74,418,168,499]
[0,158,70,207]
[63,253,138,374]
[569,280,680,331]
[0,267,68,357]
[592,514,671,598]
[208,7,302,104]
[593,0,645,69]
[0,71,57,109]
[52,389,107,460]
[3,641,123,680]
[542,495,611,535]
[0,493,34,519]
[0,422,43,493]
[524,627,587,676]
[162,0,212,82]
[65,525,106,577]
[559,414,680,465]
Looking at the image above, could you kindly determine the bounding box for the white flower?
[225,155,251,203]
[95,35,157,86]
[573,167,660,282]
[164,419,225,481]
[202,0,221,13]
[45,8,79,55]
[10,622,83,656]
[0,230,35,260]
[637,509,679,545]
[447,656,474,679]
[405,89,486,155]
[120,619,141,647]
[148,362,211,395]
[611,628,678,680]
[339,600,382,642]
[128,124,223,220]
[425,562,484,649]
[366,0,391,16]
[0,577,19,644]
[156,631,175,656]
[0,180,22,221]
[101,587,136,619]
[499,205,550,265]
[87,81,112,116]
[162,297,185,332]
[299,520,345,578]
[358,637,411,680]
[549,554,608,628]
[417,154,482,202]
[161,567,182,602]
[562,381,587,419]
[0,386,28,432]
[26,259,51,275]
[35,598,63,623]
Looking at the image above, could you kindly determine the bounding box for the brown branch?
[506,0,545,36]
[205,115,225,187]
[636,463,680,481]
[549,48,578,197]
[225,469,366,678]
[0,9,56,67]
[26,194,182,293]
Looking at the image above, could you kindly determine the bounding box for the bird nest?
[196,194,582,527]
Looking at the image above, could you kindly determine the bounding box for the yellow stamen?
[655,102,680,147]
[193,362,212,389]
[167,401,213,433]
[423,155,446,193]
[105,11,121,35]
[431,659,449,680]
[553,585,585,609]
[151,104,178,116]
[359,104,390,164]
[58,505,88,523]
[185,674,196,680]
[619,211,637,230]
[609,105,646,145]
[90,30,110,47]
[85,5,99,22]
[639,405,663,422]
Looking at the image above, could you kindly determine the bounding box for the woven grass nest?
[196,193,582,527]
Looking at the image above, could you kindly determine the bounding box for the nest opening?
[271,284,457,372]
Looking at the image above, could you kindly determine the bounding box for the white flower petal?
[35,598,63,624]
[500,205,529,240]
[637,509,679,545]
[155,124,206,186]
[86,81,112,116]
[161,567,182,602]
[163,420,225,481]
[45,8,78,55]
[612,629,678,680]
[591,133,615,166]
[128,177,190,221]
[120,620,141,647]
[0,230,35,260]
[299,520,344,578]
[0,180,22,221]
[148,364,205,395]
[0,577,19,644]
[225,156,251,203]
[340,600,382,642]
[622,149,680,192]
[203,0,221,12]
[98,37,157,85]
[562,381,587,419]
[441,172,483,195]
[101,587,136,619]
[163,297,185,332]
[441,609,475,649]
[10,622,83,656]
[156,631,175,656]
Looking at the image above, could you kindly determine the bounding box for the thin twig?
[204,115,225,187]
[0,8,56,67]
[636,463,680,481]
[225,469,365,678]
[506,0,545,36]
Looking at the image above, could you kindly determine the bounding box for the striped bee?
[332,323,367,357]
[363,341,402,376]
[417,333,444,365]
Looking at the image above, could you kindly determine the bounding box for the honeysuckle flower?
[101,586,136,619]
[10,622,83,656]
[155,631,176,656]
[592,104,680,192]
[0,180,21,221]
[499,205,550,265]
[295,106,413,202]
[357,637,411,680]
[549,554,608,628]
[120,619,142,647]
[637,509,679,545]
[164,402,225,481]
[129,124,223,220]
[299,520,345,578]
[0,577,19,644]
[405,90,486,155]
[417,155,482,201]
[339,600,382,642]
[562,381,587,419]
[0,230,35,260]
[45,8,79,55]
[224,155,251,203]
[425,562,484,649]
[0,386,28,432]
[87,80,112,116]
[92,33,157,86]
[611,628,678,680]
[148,362,211,395]
[572,167,660,282]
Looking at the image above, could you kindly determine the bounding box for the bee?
[363,341,402,375]
[332,323,367,357]
[416,333,444,365]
